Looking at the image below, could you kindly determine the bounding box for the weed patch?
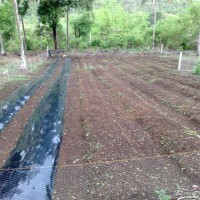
[148,78,157,84]
[161,100,182,113]
[193,62,200,75]
[156,190,171,200]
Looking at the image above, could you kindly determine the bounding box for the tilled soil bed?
[54,53,200,200]
[0,53,200,200]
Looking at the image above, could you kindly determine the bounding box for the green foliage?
[1,0,200,52]
[156,14,192,49]
[193,62,200,75]
[18,0,29,16]
[0,2,16,40]
[37,0,94,49]
[5,34,20,52]
[71,12,93,38]
[156,190,171,200]
[157,15,184,49]
[90,0,151,49]
[70,37,89,50]
[188,3,200,39]
[38,0,65,28]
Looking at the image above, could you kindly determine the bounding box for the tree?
[156,14,191,49]
[142,0,192,49]
[72,12,93,38]
[189,3,200,55]
[0,1,15,55]
[142,0,161,48]
[0,2,6,55]
[91,0,150,49]
[0,32,5,55]
[17,0,29,50]
[38,0,66,49]
[13,0,27,74]
[64,0,94,50]
[37,0,94,50]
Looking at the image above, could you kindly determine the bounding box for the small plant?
[84,65,94,70]
[148,78,156,84]
[83,154,94,162]
[183,129,198,135]
[94,142,103,150]
[161,100,182,113]
[156,190,171,200]
[113,91,123,97]
[193,62,200,75]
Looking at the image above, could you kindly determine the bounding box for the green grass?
[28,61,47,73]
[8,75,29,82]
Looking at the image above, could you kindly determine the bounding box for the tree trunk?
[52,26,58,49]
[66,7,69,50]
[0,32,6,55]
[13,0,27,74]
[152,0,157,49]
[89,32,92,44]
[21,15,27,51]
[74,26,77,37]
[89,11,92,45]
[56,33,59,49]
[198,27,200,56]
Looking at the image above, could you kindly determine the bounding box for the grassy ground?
[0,53,50,98]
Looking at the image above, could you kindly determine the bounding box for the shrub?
[193,62,200,75]
[91,39,101,47]
[70,37,89,50]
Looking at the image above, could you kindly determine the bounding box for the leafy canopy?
[0,2,15,39]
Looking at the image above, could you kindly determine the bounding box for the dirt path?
[54,53,200,200]
[0,59,64,166]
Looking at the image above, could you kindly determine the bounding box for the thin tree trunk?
[198,27,200,56]
[0,1,6,55]
[152,0,157,49]
[0,32,6,55]
[66,7,69,50]
[74,26,77,37]
[53,26,58,49]
[89,10,92,45]
[21,15,27,51]
[89,32,92,44]
[13,0,27,74]
[56,34,59,49]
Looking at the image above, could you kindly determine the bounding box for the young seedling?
[156,190,171,200]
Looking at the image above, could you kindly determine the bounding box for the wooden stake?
[161,44,163,54]
[178,52,182,71]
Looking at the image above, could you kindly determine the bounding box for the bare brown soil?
[54,53,200,200]
[0,53,200,199]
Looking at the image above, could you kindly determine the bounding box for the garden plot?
[0,59,60,131]
[0,58,64,168]
[54,53,200,200]
[0,58,71,200]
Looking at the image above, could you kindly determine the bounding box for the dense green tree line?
[0,0,200,52]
